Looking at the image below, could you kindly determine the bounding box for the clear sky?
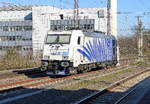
[0,0,150,36]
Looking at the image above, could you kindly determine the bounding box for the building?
[0,5,108,56]
[0,6,33,56]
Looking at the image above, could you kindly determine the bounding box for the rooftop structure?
[0,5,32,11]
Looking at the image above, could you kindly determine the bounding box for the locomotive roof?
[47,30,72,34]
[84,31,116,39]
[47,30,116,40]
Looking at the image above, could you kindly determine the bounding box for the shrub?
[0,48,40,71]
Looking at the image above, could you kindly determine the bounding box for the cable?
[117,15,135,35]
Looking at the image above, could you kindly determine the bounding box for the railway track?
[74,68,150,104]
[0,64,128,95]
[113,86,139,104]
[114,75,150,104]
[0,63,149,104]
[0,58,148,104]
[0,57,139,85]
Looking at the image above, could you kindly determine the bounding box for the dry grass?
[0,49,41,71]
[62,67,140,90]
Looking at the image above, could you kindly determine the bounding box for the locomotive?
[41,29,118,75]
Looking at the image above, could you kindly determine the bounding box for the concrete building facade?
[0,5,108,56]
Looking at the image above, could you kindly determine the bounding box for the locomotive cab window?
[113,40,116,46]
[77,37,81,45]
[46,34,71,44]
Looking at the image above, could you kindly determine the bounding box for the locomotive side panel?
[76,32,117,71]
[77,35,115,62]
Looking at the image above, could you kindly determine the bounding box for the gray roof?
[0,5,32,11]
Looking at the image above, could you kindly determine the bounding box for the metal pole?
[74,0,79,29]
[107,0,111,35]
[137,16,143,61]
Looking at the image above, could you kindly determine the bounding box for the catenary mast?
[107,0,119,64]
[74,0,79,29]
[107,0,117,37]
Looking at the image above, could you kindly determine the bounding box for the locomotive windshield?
[46,34,71,44]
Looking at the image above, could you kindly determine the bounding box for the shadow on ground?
[12,67,104,78]
[1,77,150,104]
[13,68,47,78]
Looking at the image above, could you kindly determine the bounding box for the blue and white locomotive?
[41,29,118,75]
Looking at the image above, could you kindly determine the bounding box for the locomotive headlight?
[61,62,69,67]
[42,61,48,66]
[43,55,50,60]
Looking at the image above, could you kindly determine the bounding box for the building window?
[9,26,14,31]
[0,26,3,31]
[3,26,9,31]
[0,46,2,50]
[15,26,22,31]
[16,36,22,40]
[0,26,32,32]
[24,26,32,30]
[0,46,22,51]
[0,36,23,41]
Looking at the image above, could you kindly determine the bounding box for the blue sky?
[0,0,150,36]
[117,0,150,35]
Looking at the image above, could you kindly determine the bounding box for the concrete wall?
[32,6,60,56]
[110,0,117,37]
[0,10,32,21]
